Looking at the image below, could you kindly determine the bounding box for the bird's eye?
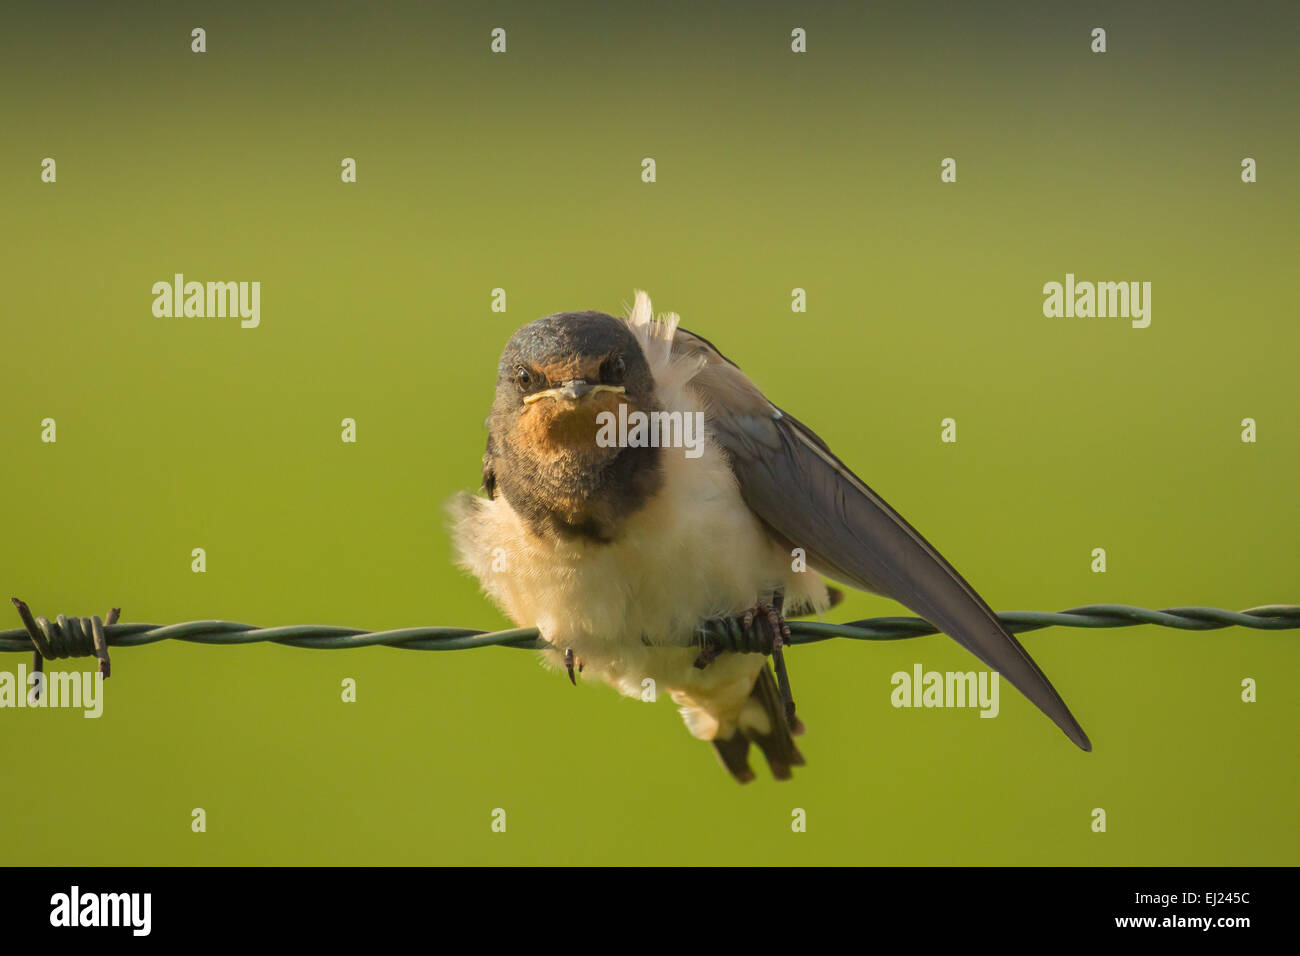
[602,355,627,383]
[514,365,533,388]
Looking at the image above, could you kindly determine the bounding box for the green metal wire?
[2,604,1297,657]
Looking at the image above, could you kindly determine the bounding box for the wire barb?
[10,598,116,701]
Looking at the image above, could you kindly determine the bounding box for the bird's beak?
[523,380,626,405]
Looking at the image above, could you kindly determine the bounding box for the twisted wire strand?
[2,603,1296,658]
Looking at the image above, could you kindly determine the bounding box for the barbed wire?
[4,599,1296,665]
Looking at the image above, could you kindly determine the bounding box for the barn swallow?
[451,291,1090,782]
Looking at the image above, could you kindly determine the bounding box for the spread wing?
[672,327,1091,751]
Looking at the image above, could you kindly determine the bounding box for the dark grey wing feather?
[672,327,1091,752]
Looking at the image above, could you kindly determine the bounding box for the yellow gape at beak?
[523,381,626,404]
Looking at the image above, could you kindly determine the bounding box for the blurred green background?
[1,0,1296,865]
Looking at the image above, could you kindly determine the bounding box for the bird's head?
[491,310,658,462]
[487,310,664,540]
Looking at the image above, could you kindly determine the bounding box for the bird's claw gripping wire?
[563,647,583,685]
[11,597,117,702]
[693,588,798,728]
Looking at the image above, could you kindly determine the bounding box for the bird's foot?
[742,599,792,652]
[695,594,790,664]
[563,647,584,685]
[692,637,724,669]
[694,590,799,728]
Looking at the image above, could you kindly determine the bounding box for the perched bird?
[451,291,1090,782]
